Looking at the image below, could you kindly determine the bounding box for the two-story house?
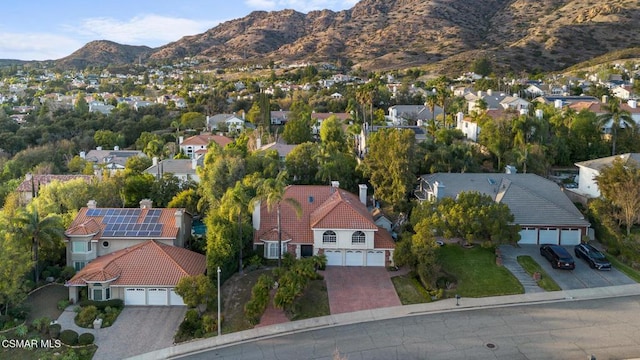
[64,199,203,306]
[178,134,233,159]
[252,184,395,267]
[574,153,640,199]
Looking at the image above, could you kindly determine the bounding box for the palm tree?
[435,86,452,128]
[220,182,250,274]
[14,206,64,284]
[425,93,438,130]
[251,171,302,267]
[597,99,635,155]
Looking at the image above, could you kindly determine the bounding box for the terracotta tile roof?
[67,240,205,286]
[374,227,396,249]
[66,207,184,240]
[255,185,380,246]
[16,174,93,192]
[180,134,232,148]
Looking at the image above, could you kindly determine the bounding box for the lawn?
[289,279,330,320]
[605,254,640,283]
[437,245,524,297]
[517,255,562,291]
[391,275,431,305]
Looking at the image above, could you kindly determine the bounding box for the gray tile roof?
[145,159,200,176]
[419,173,590,227]
[575,153,640,171]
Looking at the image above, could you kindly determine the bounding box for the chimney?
[331,181,340,189]
[602,95,609,104]
[359,184,368,206]
[554,99,563,109]
[629,99,637,109]
[87,200,97,209]
[505,165,518,174]
[114,145,119,151]
[139,199,153,209]
[252,201,261,230]
[152,157,158,166]
[477,90,482,98]
[535,109,544,119]
[96,146,103,151]
[487,89,492,96]
[25,173,32,181]
[179,136,184,145]
[174,209,183,229]
[80,151,86,159]
[433,181,445,200]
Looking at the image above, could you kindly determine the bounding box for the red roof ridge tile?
[150,241,192,277]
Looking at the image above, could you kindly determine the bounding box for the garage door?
[539,228,559,244]
[125,288,146,305]
[324,250,343,266]
[147,288,168,305]
[560,229,581,245]
[366,250,385,267]
[345,250,364,266]
[518,228,538,245]
[170,289,185,306]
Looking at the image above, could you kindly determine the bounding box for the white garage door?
[125,288,146,305]
[539,229,559,244]
[366,250,385,267]
[560,229,581,246]
[324,250,343,266]
[147,288,168,305]
[170,289,186,306]
[518,228,538,245]
[345,250,364,266]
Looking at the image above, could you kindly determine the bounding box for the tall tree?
[251,171,302,267]
[13,205,64,284]
[597,99,635,155]
[595,158,640,236]
[0,228,33,315]
[218,182,251,273]
[361,128,416,211]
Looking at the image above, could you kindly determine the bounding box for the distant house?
[387,105,442,126]
[88,101,115,114]
[356,125,427,157]
[256,138,297,162]
[16,174,94,204]
[416,172,590,245]
[575,153,640,198]
[252,184,395,267]
[82,147,146,175]
[144,157,202,183]
[465,90,530,113]
[270,110,290,125]
[534,95,599,108]
[612,85,634,100]
[206,114,246,133]
[568,100,640,134]
[178,134,233,159]
[311,112,351,135]
[64,199,200,306]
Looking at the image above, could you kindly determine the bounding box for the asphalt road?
[180,295,640,360]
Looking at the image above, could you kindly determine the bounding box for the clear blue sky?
[1,0,358,61]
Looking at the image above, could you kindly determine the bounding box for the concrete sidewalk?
[130,283,640,360]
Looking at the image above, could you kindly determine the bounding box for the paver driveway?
[323,267,401,314]
[93,306,186,360]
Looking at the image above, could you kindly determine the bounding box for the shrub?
[14,324,28,338]
[78,299,124,310]
[49,323,61,339]
[244,274,273,325]
[60,266,76,280]
[31,316,51,334]
[76,306,99,328]
[175,309,202,343]
[78,333,95,345]
[44,265,62,279]
[60,329,79,346]
[57,299,71,310]
[101,306,122,327]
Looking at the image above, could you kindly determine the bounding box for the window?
[265,242,287,259]
[352,231,366,244]
[91,285,111,301]
[72,241,87,253]
[323,231,337,244]
[74,261,86,271]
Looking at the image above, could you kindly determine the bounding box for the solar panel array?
[86,208,164,237]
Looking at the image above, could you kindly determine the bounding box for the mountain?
[55,40,153,69]
[51,0,640,74]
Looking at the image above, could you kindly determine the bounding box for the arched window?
[352,231,366,244]
[323,231,337,243]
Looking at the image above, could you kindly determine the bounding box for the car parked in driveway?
[540,244,575,270]
[574,243,611,270]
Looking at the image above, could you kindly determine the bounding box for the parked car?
[574,243,611,270]
[540,244,575,270]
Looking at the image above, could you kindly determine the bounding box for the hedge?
[78,299,124,310]
[244,274,273,325]
[60,329,79,346]
[78,333,95,345]
[49,324,61,339]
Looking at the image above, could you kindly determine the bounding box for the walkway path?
[255,290,289,328]
[499,245,544,293]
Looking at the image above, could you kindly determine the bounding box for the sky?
[1,0,358,61]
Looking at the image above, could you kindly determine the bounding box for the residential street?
[180,295,640,360]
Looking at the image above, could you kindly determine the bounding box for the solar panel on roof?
[106,209,115,216]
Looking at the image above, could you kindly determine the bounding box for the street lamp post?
[217,266,221,336]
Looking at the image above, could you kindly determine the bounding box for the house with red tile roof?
[178,133,233,159]
[16,174,94,204]
[64,199,201,305]
[252,184,395,267]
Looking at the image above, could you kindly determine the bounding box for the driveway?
[501,244,636,290]
[93,306,186,360]
[322,267,401,314]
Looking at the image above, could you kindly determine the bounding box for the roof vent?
[308,196,314,203]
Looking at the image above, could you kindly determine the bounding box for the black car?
[540,244,575,270]
[574,243,611,270]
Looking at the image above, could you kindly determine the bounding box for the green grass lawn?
[391,275,431,305]
[289,279,330,320]
[605,254,640,283]
[437,245,523,297]
[517,255,562,291]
